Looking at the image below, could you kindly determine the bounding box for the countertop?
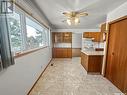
[81,50,104,56]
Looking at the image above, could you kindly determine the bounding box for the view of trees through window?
[26,17,47,49]
[26,25,43,49]
[7,11,49,54]
[8,12,22,52]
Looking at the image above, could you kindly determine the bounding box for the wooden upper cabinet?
[83,32,90,38]
[52,32,72,58]
[101,23,106,33]
[52,32,55,43]
[63,32,72,43]
[52,32,72,43]
[83,23,107,42]
[55,33,63,43]
[83,32,103,42]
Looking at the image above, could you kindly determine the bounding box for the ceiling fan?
[63,11,88,25]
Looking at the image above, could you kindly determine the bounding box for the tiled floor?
[29,57,123,95]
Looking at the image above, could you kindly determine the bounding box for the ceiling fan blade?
[63,12,72,17]
[76,12,88,17]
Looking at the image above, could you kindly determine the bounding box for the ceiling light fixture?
[66,17,80,25]
[67,19,71,25]
[63,11,88,26]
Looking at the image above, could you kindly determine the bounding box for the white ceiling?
[32,0,127,29]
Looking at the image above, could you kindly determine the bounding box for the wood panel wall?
[52,32,72,43]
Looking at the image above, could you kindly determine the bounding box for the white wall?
[0,47,52,95]
[107,1,127,22]
[0,1,52,94]
[54,43,71,48]
[72,33,82,48]
[53,29,100,33]
[16,0,51,28]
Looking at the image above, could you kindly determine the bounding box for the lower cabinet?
[53,48,72,58]
[81,52,103,73]
[81,53,88,71]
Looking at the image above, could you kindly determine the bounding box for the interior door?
[106,18,127,93]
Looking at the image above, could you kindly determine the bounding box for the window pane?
[8,12,22,52]
[26,17,46,49]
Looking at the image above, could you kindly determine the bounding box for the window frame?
[25,15,48,49]
[8,6,50,57]
[44,28,50,46]
[7,10,24,54]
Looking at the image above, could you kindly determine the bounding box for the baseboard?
[27,58,52,95]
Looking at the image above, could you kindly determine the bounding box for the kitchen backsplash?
[82,38,104,51]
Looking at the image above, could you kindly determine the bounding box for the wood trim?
[14,46,48,58]
[108,15,127,25]
[27,58,52,95]
[101,32,109,76]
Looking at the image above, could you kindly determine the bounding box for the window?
[45,29,50,46]
[26,17,47,49]
[8,12,23,53]
[7,7,50,55]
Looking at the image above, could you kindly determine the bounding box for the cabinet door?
[63,32,72,43]
[54,48,63,58]
[88,56,102,73]
[81,53,88,71]
[52,33,55,43]
[83,32,89,38]
[67,48,72,58]
[106,18,127,93]
[53,48,72,58]
[54,33,63,43]
[62,48,68,58]
[83,32,103,42]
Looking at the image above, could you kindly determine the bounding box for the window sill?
[14,46,48,59]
